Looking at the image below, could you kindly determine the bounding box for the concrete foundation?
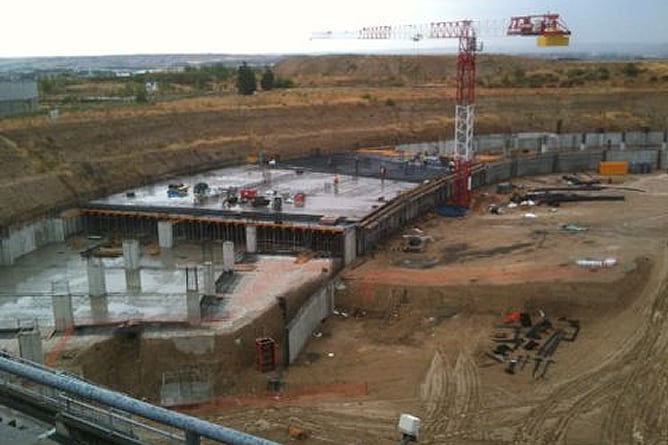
[17,329,44,365]
[245,226,257,254]
[222,241,235,272]
[158,221,174,249]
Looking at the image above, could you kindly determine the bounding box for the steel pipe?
[0,353,280,445]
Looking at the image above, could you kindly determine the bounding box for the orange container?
[598,161,628,175]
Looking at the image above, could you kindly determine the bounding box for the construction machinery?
[312,13,571,207]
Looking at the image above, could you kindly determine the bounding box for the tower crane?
[312,13,571,207]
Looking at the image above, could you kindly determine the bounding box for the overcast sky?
[2,0,666,57]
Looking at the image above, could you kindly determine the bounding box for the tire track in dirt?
[420,350,484,444]
[514,248,668,444]
[420,350,452,436]
[600,272,668,445]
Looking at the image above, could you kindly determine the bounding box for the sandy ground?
[176,173,668,444]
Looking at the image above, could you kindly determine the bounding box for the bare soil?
[178,173,668,444]
[1,55,668,227]
[3,55,668,444]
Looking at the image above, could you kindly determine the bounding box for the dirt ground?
[175,172,668,444]
[1,55,668,228]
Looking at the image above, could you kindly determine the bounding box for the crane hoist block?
[537,34,570,46]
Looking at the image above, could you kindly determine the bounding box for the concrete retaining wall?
[554,151,604,172]
[0,216,82,266]
[515,154,555,177]
[484,161,513,184]
[398,130,668,155]
[605,149,659,164]
[287,282,334,363]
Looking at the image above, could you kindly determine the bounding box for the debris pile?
[486,311,580,379]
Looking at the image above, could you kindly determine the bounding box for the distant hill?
[0,54,284,77]
[1,42,667,77]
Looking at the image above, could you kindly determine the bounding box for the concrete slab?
[90,166,416,222]
[0,241,331,333]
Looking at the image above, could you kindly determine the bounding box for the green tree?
[260,66,275,91]
[236,62,257,95]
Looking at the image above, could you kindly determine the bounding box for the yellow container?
[537,34,570,47]
[598,161,628,175]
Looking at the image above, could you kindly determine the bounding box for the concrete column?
[90,296,109,323]
[343,228,357,266]
[87,257,109,322]
[245,226,257,254]
[662,142,667,151]
[201,262,216,296]
[123,239,141,270]
[186,291,201,326]
[186,266,199,293]
[158,221,174,249]
[18,329,44,364]
[620,142,627,150]
[125,269,142,294]
[222,241,235,272]
[51,281,74,333]
[123,239,142,293]
[87,257,107,297]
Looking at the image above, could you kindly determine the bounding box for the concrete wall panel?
[0,216,80,265]
[484,161,512,183]
[605,150,659,167]
[287,283,333,363]
[555,151,604,172]
[516,154,555,177]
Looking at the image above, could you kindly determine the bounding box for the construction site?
[1,8,668,445]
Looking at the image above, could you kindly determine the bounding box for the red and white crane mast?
[312,13,571,206]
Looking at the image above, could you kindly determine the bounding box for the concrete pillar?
[620,142,627,151]
[662,142,667,151]
[186,266,199,293]
[186,291,201,326]
[90,296,109,323]
[158,221,174,249]
[245,226,257,254]
[87,257,107,297]
[343,228,357,266]
[123,239,141,293]
[201,262,216,296]
[222,241,235,272]
[18,329,44,364]
[51,281,74,333]
[125,269,142,294]
[87,257,108,322]
[122,239,141,270]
